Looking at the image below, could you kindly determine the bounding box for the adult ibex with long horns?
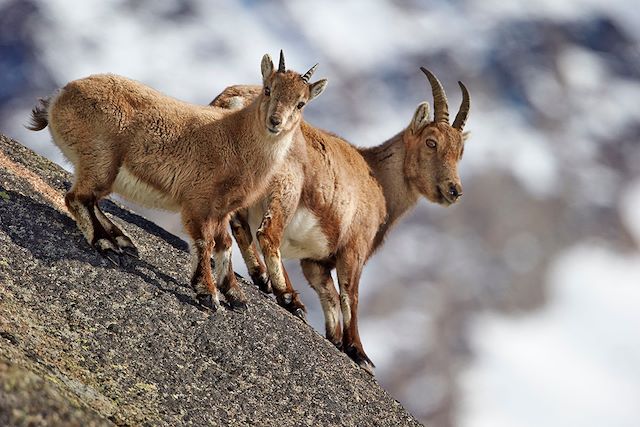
[210,67,470,373]
[28,51,327,311]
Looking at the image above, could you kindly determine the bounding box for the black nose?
[269,116,281,127]
[448,183,462,199]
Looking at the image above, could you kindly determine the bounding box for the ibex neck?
[235,99,294,162]
[361,131,419,233]
[229,98,295,153]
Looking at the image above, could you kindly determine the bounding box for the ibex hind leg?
[336,253,374,375]
[301,259,341,347]
[65,187,122,266]
[94,204,139,257]
[62,137,128,265]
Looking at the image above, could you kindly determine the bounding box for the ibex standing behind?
[27,51,327,311]
[211,68,469,373]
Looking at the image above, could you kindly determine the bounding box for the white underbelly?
[50,129,180,212]
[248,204,331,260]
[112,167,181,212]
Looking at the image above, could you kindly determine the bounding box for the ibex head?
[259,50,327,135]
[403,67,470,206]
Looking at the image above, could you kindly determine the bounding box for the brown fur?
[28,52,327,311]
[210,71,469,374]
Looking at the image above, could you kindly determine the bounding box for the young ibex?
[210,68,470,373]
[27,51,327,311]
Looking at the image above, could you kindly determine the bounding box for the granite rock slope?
[0,134,421,427]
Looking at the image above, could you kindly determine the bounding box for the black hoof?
[94,237,125,266]
[251,272,272,294]
[345,345,375,376]
[328,339,343,351]
[276,294,307,320]
[196,293,220,311]
[227,298,248,311]
[357,359,375,376]
[293,308,307,323]
[96,247,121,267]
[121,246,139,259]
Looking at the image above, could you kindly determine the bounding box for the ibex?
[210,68,470,374]
[27,51,327,311]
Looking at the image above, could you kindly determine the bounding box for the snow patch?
[460,243,640,427]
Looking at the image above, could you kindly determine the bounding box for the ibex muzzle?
[260,50,327,136]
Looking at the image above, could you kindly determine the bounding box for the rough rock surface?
[0,134,421,427]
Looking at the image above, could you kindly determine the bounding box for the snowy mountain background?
[1,1,639,426]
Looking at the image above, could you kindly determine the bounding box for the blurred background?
[1,0,639,426]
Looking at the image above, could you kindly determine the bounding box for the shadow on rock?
[0,187,200,310]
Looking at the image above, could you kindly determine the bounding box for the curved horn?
[301,63,318,83]
[278,49,286,73]
[420,67,449,124]
[452,81,470,130]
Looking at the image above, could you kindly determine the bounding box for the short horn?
[420,67,449,124]
[278,49,286,73]
[452,81,470,131]
[301,63,318,83]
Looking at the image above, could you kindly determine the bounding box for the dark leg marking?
[230,211,272,294]
[94,204,139,258]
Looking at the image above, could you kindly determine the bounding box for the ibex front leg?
[213,226,248,310]
[230,210,271,293]
[256,208,306,320]
[183,208,221,311]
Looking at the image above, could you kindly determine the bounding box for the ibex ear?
[462,131,471,143]
[308,79,328,101]
[261,54,274,82]
[410,102,430,134]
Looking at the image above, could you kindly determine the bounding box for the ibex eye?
[296,101,305,109]
[426,139,437,149]
[264,87,271,96]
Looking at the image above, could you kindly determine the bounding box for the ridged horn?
[420,67,449,124]
[452,81,470,131]
[301,63,318,83]
[278,49,286,73]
